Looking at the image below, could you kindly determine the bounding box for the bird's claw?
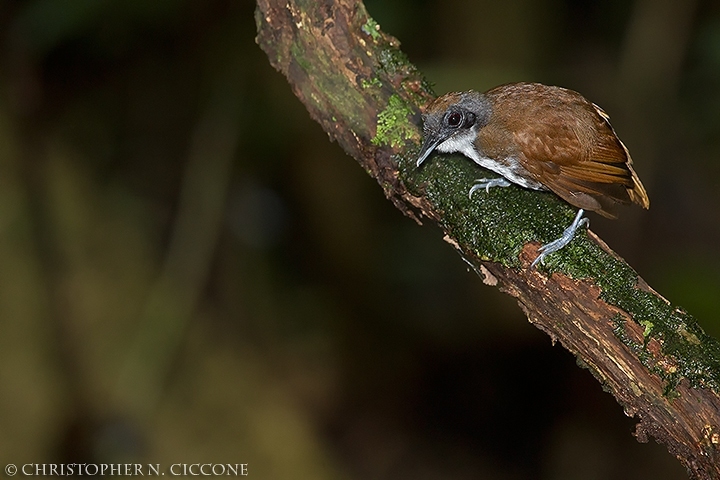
[468,178,511,198]
[530,210,590,268]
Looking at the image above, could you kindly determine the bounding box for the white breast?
[437,130,544,191]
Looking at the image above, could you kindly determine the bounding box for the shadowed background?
[1,0,719,478]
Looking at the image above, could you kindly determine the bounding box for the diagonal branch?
[255,0,720,477]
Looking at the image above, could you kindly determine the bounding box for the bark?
[254,0,720,477]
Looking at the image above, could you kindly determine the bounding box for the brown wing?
[487,83,649,218]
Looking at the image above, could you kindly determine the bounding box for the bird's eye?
[446,111,463,127]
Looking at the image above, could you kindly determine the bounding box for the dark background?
[1,0,719,478]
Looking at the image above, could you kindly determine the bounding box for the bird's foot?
[468,178,511,198]
[531,209,589,268]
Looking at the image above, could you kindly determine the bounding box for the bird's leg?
[531,209,589,268]
[469,178,511,198]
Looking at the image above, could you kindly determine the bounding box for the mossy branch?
[255,0,720,477]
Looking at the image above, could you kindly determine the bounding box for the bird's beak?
[416,135,441,167]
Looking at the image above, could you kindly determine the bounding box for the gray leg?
[469,178,511,198]
[531,209,589,268]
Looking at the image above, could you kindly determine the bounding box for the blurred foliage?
[0,0,719,478]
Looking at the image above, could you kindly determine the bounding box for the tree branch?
[254,0,720,477]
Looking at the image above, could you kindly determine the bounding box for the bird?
[416,82,649,267]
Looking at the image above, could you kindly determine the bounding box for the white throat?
[437,129,544,191]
